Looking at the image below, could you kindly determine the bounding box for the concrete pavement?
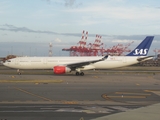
[92,103,160,120]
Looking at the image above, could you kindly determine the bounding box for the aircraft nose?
[2,60,9,66]
[2,61,7,66]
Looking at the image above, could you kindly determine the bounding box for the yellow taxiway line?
[13,87,53,101]
[107,95,146,98]
[0,80,63,83]
[115,92,151,96]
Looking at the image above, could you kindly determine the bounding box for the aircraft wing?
[137,56,154,62]
[65,55,108,69]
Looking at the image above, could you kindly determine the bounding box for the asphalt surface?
[0,65,160,120]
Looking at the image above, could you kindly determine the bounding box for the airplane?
[3,36,154,76]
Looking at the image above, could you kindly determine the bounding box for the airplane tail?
[126,36,154,56]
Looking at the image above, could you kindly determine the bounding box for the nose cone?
[2,61,7,66]
[2,60,11,68]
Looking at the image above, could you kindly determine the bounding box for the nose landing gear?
[17,69,21,75]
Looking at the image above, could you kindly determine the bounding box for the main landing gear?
[75,72,84,76]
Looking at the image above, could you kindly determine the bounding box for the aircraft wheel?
[17,69,21,75]
[80,72,84,76]
[76,72,79,76]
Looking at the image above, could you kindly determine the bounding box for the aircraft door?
[43,59,47,64]
[123,57,127,63]
[15,59,19,65]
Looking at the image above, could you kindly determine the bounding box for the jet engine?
[53,66,71,74]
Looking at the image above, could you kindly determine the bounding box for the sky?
[0,0,160,57]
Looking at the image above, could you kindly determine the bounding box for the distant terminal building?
[136,54,160,67]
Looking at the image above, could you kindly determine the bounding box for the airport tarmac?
[0,65,160,120]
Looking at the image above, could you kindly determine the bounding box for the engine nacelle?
[53,66,71,74]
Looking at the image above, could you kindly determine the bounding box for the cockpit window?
[7,60,11,62]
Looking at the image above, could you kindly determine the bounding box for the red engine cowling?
[53,66,71,74]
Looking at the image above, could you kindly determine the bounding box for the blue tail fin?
[126,36,154,56]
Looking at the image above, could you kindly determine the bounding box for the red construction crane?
[88,35,104,56]
[62,30,89,56]
[62,31,134,56]
[104,41,134,56]
[153,49,160,55]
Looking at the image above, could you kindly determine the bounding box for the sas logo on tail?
[133,49,148,55]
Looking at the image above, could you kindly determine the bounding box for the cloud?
[2,33,7,36]
[43,0,51,4]
[65,2,160,24]
[1,24,160,42]
[0,24,58,34]
[54,38,62,43]
[0,24,84,37]
[64,0,82,8]
[43,0,82,8]
[64,0,75,7]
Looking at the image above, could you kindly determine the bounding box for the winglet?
[101,55,108,60]
[127,36,154,56]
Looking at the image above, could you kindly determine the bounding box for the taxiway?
[0,65,160,120]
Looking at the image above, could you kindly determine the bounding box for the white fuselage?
[3,56,143,70]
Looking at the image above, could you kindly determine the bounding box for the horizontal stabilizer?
[137,56,154,62]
